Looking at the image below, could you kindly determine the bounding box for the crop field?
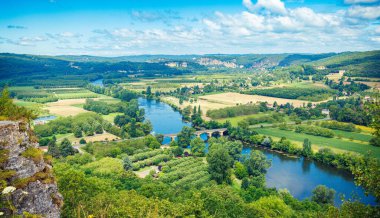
[159,157,210,188]
[163,92,318,120]
[254,127,380,158]
[45,99,89,116]
[216,112,289,126]
[55,131,119,144]
[54,90,99,99]
[326,71,344,82]
[122,79,206,93]
[331,129,372,142]
[43,95,120,117]
[356,81,380,89]
[9,86,102,103]
[78,132,119,144]
[200,92,313,107]
[13,99,48,116]
[130,148,173,171]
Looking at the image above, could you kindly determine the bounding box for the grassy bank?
[254,127,380,159]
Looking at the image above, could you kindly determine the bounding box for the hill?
[310,50,380,77]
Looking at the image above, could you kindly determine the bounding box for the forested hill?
[0,53,194,86]
[309,50,380,77]
[1,50,379,86]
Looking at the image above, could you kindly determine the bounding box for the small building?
[321,109,330,115]
[316,66,326,70]
[364,96,374,102]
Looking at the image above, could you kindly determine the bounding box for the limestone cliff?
[0,121,63,217]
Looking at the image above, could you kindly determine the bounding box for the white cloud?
[203,19,221,31]
[374,26,380,34]
[3,0,379,55]
[348,5,380,19]
[244,0,287,15]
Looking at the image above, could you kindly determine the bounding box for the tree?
[145,135,161,149]
[367,99,380,147]
[201,185,246,218]
[234,162,248,179]
[261,137,271,148]
[172,146,184,157]
[237,120,249,130]
[248,196,294,217]
[190,137,205,157]
[155,134,164,144]
[208,138,243,160]
[177,126,195,148]
[241,177,250,189]
[73,126,83,138]
[123,156,133,171]
[59,138,76,157]
[207,147,233,184]
[182,106,191,120]
[243,150,271,177]
[146,86,152,97]
[79,138,86,144]
[351,155,380,200]
[142,121,153,135]
[311,185,336,205]
[169,140,178,147]
[0,87,36,121]
[95,124,103,134]
[47,140,60,158]
[302,138,312,157]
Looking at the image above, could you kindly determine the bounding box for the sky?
[0,0,380,56]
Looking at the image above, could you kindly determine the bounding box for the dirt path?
[135,166,159,178]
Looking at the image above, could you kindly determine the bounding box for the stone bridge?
[163,128,228,141]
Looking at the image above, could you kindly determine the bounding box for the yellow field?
[44,96,120,117]
[75,132,119,144]
[163,92,316,120]
[326,71,344,82]
[357,81,380,89]
[355,124,374,133]
[200,92,311,107]
[45,99,88,117]
[162,96,227,120]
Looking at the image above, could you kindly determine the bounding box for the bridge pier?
[195,132,201,137]
[207,132,212,138]
[219,131,224,136]
[170,136,176,141]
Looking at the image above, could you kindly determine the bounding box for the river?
[90,79,376,205]
[139,98,376,206]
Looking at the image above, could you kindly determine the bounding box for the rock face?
[0,121,63,217]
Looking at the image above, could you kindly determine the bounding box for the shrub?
[295,125,335,138]
[21,147,43,163]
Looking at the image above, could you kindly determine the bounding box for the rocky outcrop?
[0,121,63,217]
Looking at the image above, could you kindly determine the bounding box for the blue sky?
[0,0,379,55]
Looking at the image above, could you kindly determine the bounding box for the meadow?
[254,127,380,158]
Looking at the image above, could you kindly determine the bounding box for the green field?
[14,100,49,116]
[217,113,269,126]
[10,86,101,102]
[102,112,123,123]
[217,112,291,127]
[254,127,380,159]
[331,129,373,142]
